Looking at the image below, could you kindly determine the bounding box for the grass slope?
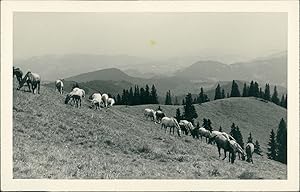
[13,84,287,179]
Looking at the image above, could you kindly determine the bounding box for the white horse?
[228,139,246,162]
[179,120,194,135]
[107,98,115,107]
[101,93,109,108]
[90,93,102,110]
[65,87,85,108]
[144,108,156,122]
[161,117,181,137]
[199,127,212,143]
[55,79,64,94]
[245,142,255,163]
[17,71,41,94]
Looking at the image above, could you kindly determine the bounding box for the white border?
[1,1,299,191]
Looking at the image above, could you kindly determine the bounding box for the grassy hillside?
[13,83,287,179]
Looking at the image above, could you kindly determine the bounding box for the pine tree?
[276,118,287,164]
[271,86,280,105]
[128,87,134,105]
[235,126,244,149]
[259,88,264,98]
[242,83,248,97]
[247,132,253,143]
[254,81,260,97]
[140,87,145,104]
[221,89,226,99]
[230,123,237,138]
[175,108,181,122]
[198,87,210,103]
[133,85,140,105]
[264,83,271,101]
[116,94,122,105]
[214,84,222,100]
[150,85,159,104]
[267,129,277,160]
[183,93,198,124]
[202,118,208,128]
[145,85,150,104]
[284,94,287,108]
[182,99,185,105]
[174,96,179,105]
[230,80,240,97]
[165,90,172,105]
[248,81,254,97]
[254,140,263,156]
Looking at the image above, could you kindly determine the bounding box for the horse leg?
[222,150,227,160]
[218,147,221,158]
[37,82,40,94]
[27,81,31,92]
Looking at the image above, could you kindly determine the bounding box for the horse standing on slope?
[55,79,64,94]
[107,98,115,108]
[101,93,109,108]
[13,67,23,85]
[155,110,165,123]
[245,142,255,164]
[161,117,181,137]
[179,120,194,135]
[17,71,41,94]
[65,87,85,108]
[89,93,102,110]
[144,108,156,122]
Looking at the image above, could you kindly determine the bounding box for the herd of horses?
[13,67,254,165]
[144,109,255,164]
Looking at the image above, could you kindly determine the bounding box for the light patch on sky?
[14,12,287,62]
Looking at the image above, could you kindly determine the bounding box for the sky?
[14,12,287,62]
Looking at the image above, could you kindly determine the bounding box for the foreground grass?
[13,85,287,179]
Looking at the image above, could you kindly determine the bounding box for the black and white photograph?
[1,0,299,191]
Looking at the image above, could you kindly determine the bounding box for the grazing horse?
[107,98,115,107]
[179,120,194,135]
[191,127,200,139]
[17,71,41,94]
[55,79,64,94]
[161,117,181,137]
[245,143,255,163]
[101,93,109,108]
[144,108,156,122]
[209,131,236,144]
[213,132,236,163]
[155,110,165,123]
[90,93,102,110]
[229,140,246,161]
[199,127,212,143]
[13,67,23,84]
[65,88,85,108]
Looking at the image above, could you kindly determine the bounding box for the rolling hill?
[13,82,287,179]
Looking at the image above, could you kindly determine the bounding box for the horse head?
[65,94,72,104]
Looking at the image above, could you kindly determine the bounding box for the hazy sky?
[14,12,287,61]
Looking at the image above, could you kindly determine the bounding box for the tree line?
[115,85,159,105]
[214,80,287,108]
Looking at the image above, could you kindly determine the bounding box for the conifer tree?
[140,87,145,104]
[276,118,287,164]
[284,94,287,108]
[150,85,159,104]
[230,80,241,97]
[254,82,260,97]
[165,90,172,105]
[174,96,179,105]
[259,88,264,98]
[183,93,198,124]
[264,83,271,101]
[230,123,237,138]
[129,87,134,105]
[202,118,208,128]
[145,84,150,104]
[175,108,181,122]
[235,126,244,149]
[133,85,140,105]
[248,81,254,97]
[182,99,185,105]
[214,84,222,100]
[271,86,280,105]
[242,83,248,97]
[267,129,277,160]
[254,140,263,156]
[207,119,213,132]
[221,89,226,99]
[116,94,122,105]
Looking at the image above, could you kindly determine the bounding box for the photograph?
[1,0,299,191]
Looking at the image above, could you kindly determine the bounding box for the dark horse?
[13,67,23,84]
[17,71,41,94]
